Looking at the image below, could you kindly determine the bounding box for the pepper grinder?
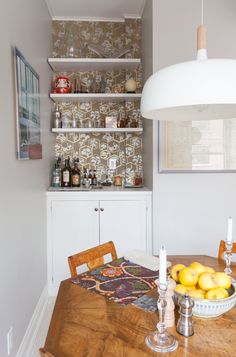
[176,293,194,337]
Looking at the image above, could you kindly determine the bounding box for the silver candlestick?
[145,280,178,353]
[224,241,236,283]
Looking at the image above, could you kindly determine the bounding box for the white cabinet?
[47,190,152,295]
[99,200,147,255]
[50,200,99,290]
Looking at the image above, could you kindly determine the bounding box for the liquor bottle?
[71,160,81,187]
[82,168,86,186]
[51,162,61,187]
[92,170,97,186]
[88,170,93,185]
[56,156,62,175]
[61,157,71,187]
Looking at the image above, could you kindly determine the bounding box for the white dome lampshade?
[141,25,236,121]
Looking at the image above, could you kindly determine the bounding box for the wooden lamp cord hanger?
[197,0,207,60]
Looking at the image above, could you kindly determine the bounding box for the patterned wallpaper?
[52,19,141,58]
[56,132,142,185]
[51,19,143,186]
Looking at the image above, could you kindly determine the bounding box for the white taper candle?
[227,217,233,243]
[159,246,167,285]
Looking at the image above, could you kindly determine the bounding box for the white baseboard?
[16,286,48,357]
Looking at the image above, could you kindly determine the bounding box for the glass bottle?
[92,170,97,186]
[88,170,93,185]
[71,113,77,128]
[61,157,71,187]
[51,162,61,187]
[134,169,143,186]
[73,77,81,93]
[71,160,81,187]
[130,117,138,128]
[66,32,76,58]
[52,104,61,129]
[82,168,87,186]
[56,156,62,172]
[61,112,71,128]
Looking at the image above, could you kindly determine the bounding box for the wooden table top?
[45,255,236,357]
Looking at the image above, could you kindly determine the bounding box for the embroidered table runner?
[71,257,159,305]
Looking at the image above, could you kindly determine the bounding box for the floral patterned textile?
[71,258,158,305]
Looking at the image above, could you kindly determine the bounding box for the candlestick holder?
[145,280,178,353]
[224,241,236,283]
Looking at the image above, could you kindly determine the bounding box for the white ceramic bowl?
[174,284,236,318]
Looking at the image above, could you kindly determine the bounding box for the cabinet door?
[99,200,147,257]
[50,200,99,288]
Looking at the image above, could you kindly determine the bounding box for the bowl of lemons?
[171,262,236,318]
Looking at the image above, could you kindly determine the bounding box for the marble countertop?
[47,185,151,193]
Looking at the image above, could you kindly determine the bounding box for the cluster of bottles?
[51,157,97,188]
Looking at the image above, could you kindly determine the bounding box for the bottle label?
[52,175,60,186]
[53,176,60,184]
[63,171,70,183]
[72,174,80,185]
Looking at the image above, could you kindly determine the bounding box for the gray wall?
[153,0,236,255]
[0,0,52,355]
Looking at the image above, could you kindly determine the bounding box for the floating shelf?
[52,128,143,134]
[48,58,141,72]
[50,93,141,103]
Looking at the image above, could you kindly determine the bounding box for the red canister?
[54,76,72,94]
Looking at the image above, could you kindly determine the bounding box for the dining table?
[44,255,236,356]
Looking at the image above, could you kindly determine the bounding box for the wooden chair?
[39,348,55,357]
[68,241,117,278]
[218,239,236,259]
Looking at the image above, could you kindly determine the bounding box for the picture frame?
[105,115,117,129]
[158,119,236,173]
[13,47,42,160]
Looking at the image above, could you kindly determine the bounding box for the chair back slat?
[68,241,117,277]
[39,348,55,357]
[218,239,236,259]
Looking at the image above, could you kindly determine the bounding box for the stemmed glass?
[145,280,178,353]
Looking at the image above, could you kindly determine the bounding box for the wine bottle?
[61,157,71,187]
[88,170,92,185]
[71,159,81,187]
[92,170,97,186]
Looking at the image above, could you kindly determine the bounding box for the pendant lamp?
[141,3,236,121]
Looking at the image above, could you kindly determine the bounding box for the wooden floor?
[31,297,56,357]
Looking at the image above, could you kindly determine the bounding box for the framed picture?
[13,47,42,160]
[105,115,117,128]
[159,119,236,173]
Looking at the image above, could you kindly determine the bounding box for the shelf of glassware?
[48,58,141,72]
[50,93,141,103]
[51,128,143,134]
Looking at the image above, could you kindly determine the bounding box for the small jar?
[95,118,101,128]
[61,113,71,128]
[71,113,78,128]
[114,175,122,186]
[134,169,143,186]
[86,119,93,128]
[130,118,138,128]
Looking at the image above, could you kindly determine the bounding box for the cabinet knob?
[94,208,98,211]
[100,208,104,212]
